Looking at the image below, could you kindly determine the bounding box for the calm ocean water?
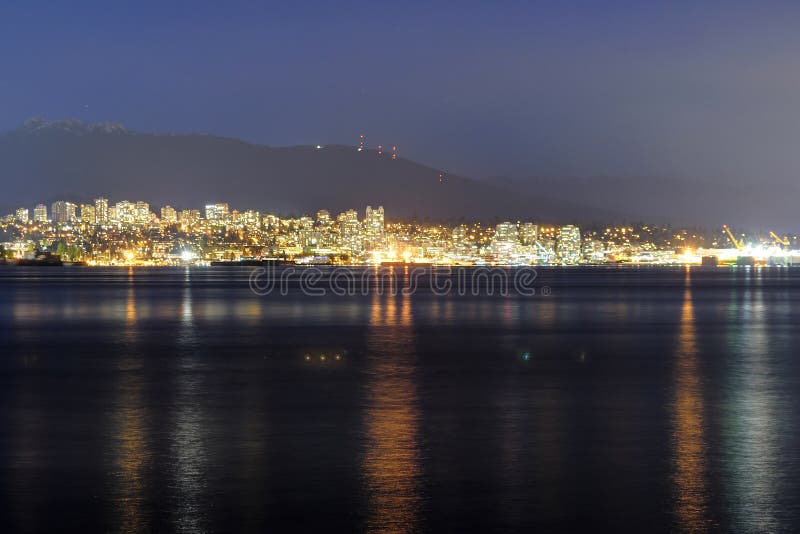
[1,266,799,532]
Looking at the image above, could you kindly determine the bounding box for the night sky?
[2,1,800,184]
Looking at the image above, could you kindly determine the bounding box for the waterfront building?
[519,222,538,246]
[557,225,582,264]
[492,222,519,259]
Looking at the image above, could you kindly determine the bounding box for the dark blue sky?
[2,1,799,183]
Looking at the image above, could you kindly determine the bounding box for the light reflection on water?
[671,268,712,532]
[724,269,783,533]
[170,374,208,534]
[170,273,209,533]
[1,267,800,531]
[110,279,149,532]
[363,286,422,533]
[111,370,148,533]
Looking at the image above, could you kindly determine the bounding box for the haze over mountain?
[0,118,616,223]
[484,176,800,233]
[0,118,794,230]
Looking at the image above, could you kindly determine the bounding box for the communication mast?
[391,145,397,160]
[377,144,383,157]
[358,134,365,152]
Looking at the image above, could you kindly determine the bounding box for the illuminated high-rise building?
[161,205,178,224]
[80,204,96,224]
[241,210,261,230]
[494,222,518,242]
[51,201,77,223]
[584,240,606,263]
[364,205,385,250]
[68,202,78,222]
[205,203,229,223]
[134,201,151,225]
[452,224,472,255]
[492,222,518,258]
[519,222,538,246]
[316,209,331,227]
[338,209,362,252]
[15,207,29,223]
[557,225,582,264]
[364,206,385,237]
[94,197,109,225]
[315,210,336,248]
[179,209,201,226]
[34,204,48,223]
[298,216,316,249]
[114,201,135,225]
[263,214,280,230]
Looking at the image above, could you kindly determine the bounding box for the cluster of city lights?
[2,197,799,267]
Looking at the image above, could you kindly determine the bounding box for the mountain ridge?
[0,118,620,223]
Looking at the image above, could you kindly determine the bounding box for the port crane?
[769,231,790,248]
[722,225,744,250]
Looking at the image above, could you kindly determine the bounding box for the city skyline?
[2,193,797,267]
